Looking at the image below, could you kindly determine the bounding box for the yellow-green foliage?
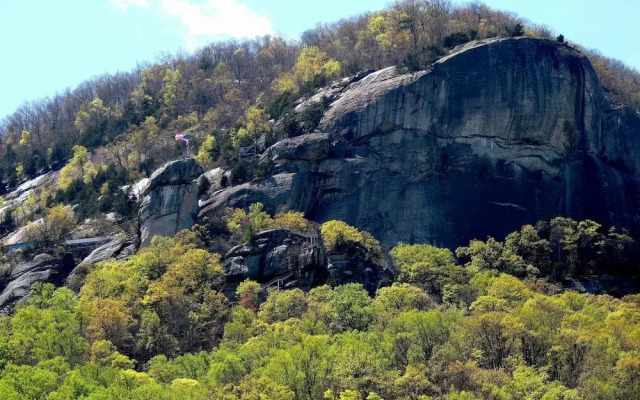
[236,279,261,311]
[267,211,311,233]
[161,68,182,118]
[18,130,30,147]
[321,220,365,250]
[25,204,76,245]
[225,203,312,241]
[195,135,216,168]
[15,164,24,180]
[273,46,342,95]
[0,220,638,399]
[321,220,382,259]
[58,145,97,190]
[131,116,159,143]
[74,98,112,133]
[232,97,271,147]
[293,46,342,83]
[272,72,298,94]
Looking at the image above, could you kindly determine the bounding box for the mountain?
[1,2,640,399]
[199,37,640,250]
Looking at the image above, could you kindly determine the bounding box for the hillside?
[0,1,640,399]
[201,37,640,250]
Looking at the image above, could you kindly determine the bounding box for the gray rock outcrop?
[327,242,393,295]
[139,158,204,247]
[223,229,327,289]
[221,229,391,296]
[65,235,135,291]
[0,253,75,313]
[200,37,640,250]
[261,132,331,162]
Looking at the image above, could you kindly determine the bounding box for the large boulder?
[201,37,640,250]
[142,158,205,196]
[65,235,135,291]
[261,132,331,162]
[139,159,204,247]
[326,242,393,295]
[0,253,75,314]
[223,229,327,290]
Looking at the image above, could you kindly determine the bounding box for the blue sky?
[0,0,639,119]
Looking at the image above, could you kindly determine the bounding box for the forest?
[0,214,638,399]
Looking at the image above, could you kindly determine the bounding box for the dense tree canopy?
[0,216,637,399]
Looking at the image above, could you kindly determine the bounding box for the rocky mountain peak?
[199,37,640,250]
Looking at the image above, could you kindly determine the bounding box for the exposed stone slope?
[0,253,75,314]
[200,37,640,250]
[221,229,390,297]
[139,158,203,247]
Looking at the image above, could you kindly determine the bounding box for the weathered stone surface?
[139,159,204,247]
[327,242,393,295]
[200,37,640,250]
[261,132,330,162]
[200,167,226,197]
[142,158,204,196]
[200,172,313,216]
[223,229,326,289]
[221,228,391,296]
[567,274,638,296]
[65,235,133,291]
[0,253,75,313]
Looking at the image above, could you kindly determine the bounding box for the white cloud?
[160,0,273,50]
[110,0,151,11]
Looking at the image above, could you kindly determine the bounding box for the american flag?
[175,134,190,143]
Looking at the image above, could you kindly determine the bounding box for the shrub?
[267,211,310,234]
[321,220,383,260]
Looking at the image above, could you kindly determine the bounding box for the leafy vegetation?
[0,216,637,399]
[225,202,313,243]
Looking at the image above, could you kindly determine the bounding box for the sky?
[0,0,639,119]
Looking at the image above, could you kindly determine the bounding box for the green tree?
[329,284,374,333]
[293,47,342,84]
[74,98,113,134]
[236,279,261,311]
[161,68,182,120]
[18,130,30,147]
[195,135,216,168]
[9,285,88,366]
[26,204,76,246]
[373,283,432,322]
[264,334,332,400]
[233,98,272,147]
[0,364,59,400]
[258,288,307,324]
[59,145,97,190]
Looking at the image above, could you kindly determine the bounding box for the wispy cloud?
[159,0,273,50]
[109,0,151,11]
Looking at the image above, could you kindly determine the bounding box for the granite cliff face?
[200,37,640,250]
[0,253,76,314]
[139,158,203,247]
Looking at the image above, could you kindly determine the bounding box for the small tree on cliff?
[236,279,261,311]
